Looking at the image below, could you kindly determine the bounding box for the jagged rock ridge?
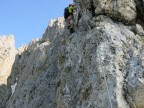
[0,35,17,107]
[0,0,144,108]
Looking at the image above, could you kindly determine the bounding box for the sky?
[0,0,73,48]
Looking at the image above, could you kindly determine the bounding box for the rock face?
[79,0,137,23]
[0,35,16,85]
[0,1,144,108]
[94,0,136,23]
[0,35,17,108]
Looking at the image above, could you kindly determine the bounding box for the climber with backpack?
[64,4,75,33]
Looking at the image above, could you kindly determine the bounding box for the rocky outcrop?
[95,0,136,23]
[0,35,17,108]
[0,1,144,108]
[0,35,16,85]
[79,0,144,25]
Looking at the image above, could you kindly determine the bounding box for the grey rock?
[0,1,144,108]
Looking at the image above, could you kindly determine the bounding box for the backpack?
[64,7,69,20]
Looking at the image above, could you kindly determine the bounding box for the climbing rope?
[102,31,126,108]
[95,33,113,108]
[74,0,113,107]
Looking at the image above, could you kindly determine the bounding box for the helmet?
[69,4,74,7]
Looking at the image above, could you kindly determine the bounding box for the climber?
[64,4,75,33]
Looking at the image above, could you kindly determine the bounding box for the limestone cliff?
[0,35,17,107]
[0,0,144,108]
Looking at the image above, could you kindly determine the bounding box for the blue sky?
[0,0,72,48]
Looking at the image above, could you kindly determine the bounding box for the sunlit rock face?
[0,35,17,85]
[79,0,136,23]
[0,35,17,107]
[0,1,144,108]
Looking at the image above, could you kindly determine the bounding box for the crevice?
[88,0,95,17]
[135,0,144,27]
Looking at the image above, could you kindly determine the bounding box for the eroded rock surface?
[0,1,144,108]
[0,35,17,108]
